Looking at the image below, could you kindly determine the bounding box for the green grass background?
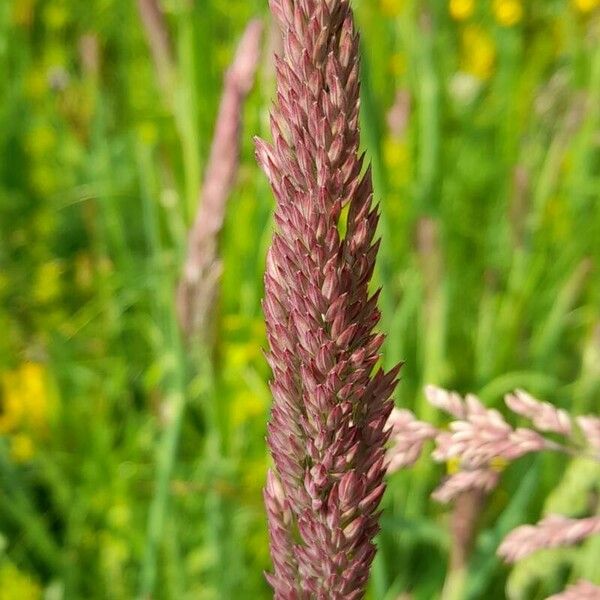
[0,0,599,598]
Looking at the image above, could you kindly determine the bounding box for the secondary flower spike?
[255,0,401,597]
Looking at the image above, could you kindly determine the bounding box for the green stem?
[137,143,189,599]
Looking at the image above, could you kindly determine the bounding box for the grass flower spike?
[178,20,263,340]
[498,515,600,562]
[256,0,401,596]
[546,580,600,599]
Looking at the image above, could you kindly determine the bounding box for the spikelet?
[427,388,546,468]
[545,580,600,600]
[386,408,437,472]
[256,0,401,596]
[505,389,572,435]
[431,468,500,504]
[577,415,600,452]
[498,515,600,563]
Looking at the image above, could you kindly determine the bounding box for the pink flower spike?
[386,408,437,473]
[577,415,600,451]
[498,515,600,563]
[257,1,401,596]
[545,580,600,600]
[505,390,572,436]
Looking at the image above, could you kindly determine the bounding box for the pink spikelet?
[545,580,600,600]
[427,388,546,468]
[256,0,401,596]
[505,390,572,436]
[386,408,437,472]
[424,384,466,419]
[577,415,600,452]
[431,468,500,504]
[498,515,600,563]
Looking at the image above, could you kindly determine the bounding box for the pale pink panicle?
[432,469,500,504]
[545,580,600,600]
[177,20,263,340]
[498,515,600,563]
[424,384,466,419]
[386,408,437,472]
[256,0,401,597]
[577,415,600,451]
[505,389,572,435]
[429,389,546,468]
[137,0,175,94]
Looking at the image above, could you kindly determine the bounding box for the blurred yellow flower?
[0,563,41,600]
[241,455,267,494]
[0,382,22,434]
[572,0,599,12]
[24,70,48,100]
[493,0,524,27]
[389,53,406,77]
[43,3,69,30]
[136,122,158,146]
[490,456,509,472]
[460,25,496,81]
[383,137,411,186]
[44,44,67,68]
[1,363,50,435]
[449,0,475,21]
[446,457,461,475]
[231,391,266,427]
[25,126,57,158]
[380,0,405,17]
[31,165,58,195]
[34,261,62,304]
[10,434,35,463]
[384,137,409,169]
[447,456,507,474]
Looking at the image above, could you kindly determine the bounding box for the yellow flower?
[43,2,69,30]
[383,138,409,169]
[492,0,524,27]
[446,457,461,475]
[10,434,35,463]
[0,375,23,434]
[31,165,58,195]
[380,0,404,17]
[460,25,496,81]
[383,137,411,187]
[447,456,508,475]
[0,363,50,435]
[231,391,266,428]
[24,70,48,100]
[572,0,599,12]
[449,0,475,21]
[43,44,67,69]
[34,261,62,304]
[25,125,57,158]
[136,122,158,146]
[389,53,406,77]
[490,456,509,473]
[0,563,41,600]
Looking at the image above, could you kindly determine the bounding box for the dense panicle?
[256,0,400,597]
